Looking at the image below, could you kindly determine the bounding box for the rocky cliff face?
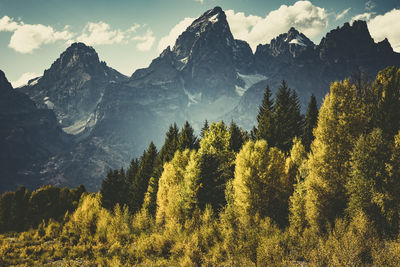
[4,8,400,191]
[129,7,263,126]
[19,42,127,137]
[0,70,71,192]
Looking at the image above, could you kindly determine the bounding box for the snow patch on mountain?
[289,35,307,46]
[184,88,202,107]
[209,13,219,23]
[28,77,41,86]
[236,73,268,96]
[44,97,55,109]
[62,118,88,135]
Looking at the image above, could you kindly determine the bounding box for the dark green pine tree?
[158,124,180,164]
[100,168,129,211]
[152,124,180,179]
[200,120,209,139]
[302,94,319,151]
[274,81,303,153]
[229,121,245,152]
[250,126,258,141]
[289,89,304,141]
[178,121,199,151]
[256,85,275,145]
[126,158,139,192]
[129,142,158,213]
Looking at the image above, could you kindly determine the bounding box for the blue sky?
[1,0,399,87]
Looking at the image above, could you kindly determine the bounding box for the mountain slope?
[19,42,128,137]
[129,7,263,126]
[0,70,71,192]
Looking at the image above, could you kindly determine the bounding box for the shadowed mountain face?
[230,19,400,129]
[19,43,128,136]
[0,71,71,192]
[5,7,400,191]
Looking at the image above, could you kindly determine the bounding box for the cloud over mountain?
[226,1,329,50]
[0,16,73,53]
[157,1,329,52]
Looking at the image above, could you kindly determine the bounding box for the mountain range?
[1,6,399,191]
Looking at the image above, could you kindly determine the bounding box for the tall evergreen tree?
[126,158,139,186]
[129,142,158,213]
[152,124,180,179]
[274,81,303,153]
[178,121,199,151]
[100,169,129,211]
[302,94,319,151]
[200,120,209,139]
[229,121,246,153]
[250,126,257,141]
[159,124,180,164]
[256,85,275,145]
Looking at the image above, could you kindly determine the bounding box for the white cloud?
[351,12,374,22]
[77,22,156,51]
[133,30,155,51]
[226,1,329,50]
[0,16,19,31]
[77,22,127,45]
[11,72,40,88]
[365,0,376,11]
[366,9,400,52]
[0,15,152,53]
[336,8,351,21]
[128,24,141,33]
[0,15,73,53]
[9,24,72,53]
[194,0,204,3]
[225,10,263,41]
[157,17,195,52]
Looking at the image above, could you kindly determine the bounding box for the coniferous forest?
[2,67,400,266]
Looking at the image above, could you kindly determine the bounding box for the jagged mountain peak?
[321,20,373,45]
[287,27,301,38]
[318,20,379,61]
[18,41,127,131]
[191,6,226,27]
[255,27,314,59]
[0,70,13,93]
[45,42,102,76]
[273,27,314,48]
[172,6,234,60]
[285,27,313,46]
[377,38,394,54]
